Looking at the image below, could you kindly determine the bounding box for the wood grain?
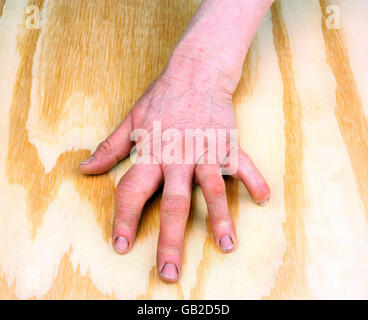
[0,0,6,18]
[267,1,309,299]
[1,0,368,299]
[320,0,368,218]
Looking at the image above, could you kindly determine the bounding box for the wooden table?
[1,0,368,299]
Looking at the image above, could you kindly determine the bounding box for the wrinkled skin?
[79,57,270,282]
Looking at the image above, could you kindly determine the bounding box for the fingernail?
[219,235,234,251]
[114,236,129,253]
[258,199,270,207]
[79,156,94,166]
[160,263,178,279]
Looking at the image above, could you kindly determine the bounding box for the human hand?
[79,0,273,282]
[79,54,270,282]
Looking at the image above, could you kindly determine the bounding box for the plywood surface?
[1,0,368,299]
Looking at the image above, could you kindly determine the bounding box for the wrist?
[161,45,239,94]
[161,0,275,94]
[160,0,275,94]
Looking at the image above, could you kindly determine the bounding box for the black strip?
[0,300,362,318]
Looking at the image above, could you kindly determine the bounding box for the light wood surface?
[1,0,368,299]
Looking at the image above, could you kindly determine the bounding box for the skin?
[80,0,274,283]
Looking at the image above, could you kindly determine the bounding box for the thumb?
[79,113,133,175]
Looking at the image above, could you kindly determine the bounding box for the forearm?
[164,0,274,93]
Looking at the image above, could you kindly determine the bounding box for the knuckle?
[116,179,142,198]
[98,139,113,155]
[161,195,189,217]
[115,199,139,226]
[96,138,125,163]
[211,216,232,228]
[114,210,137,228]
[157,246,182,257]
[115,182,143,226]
[204,174,225,197]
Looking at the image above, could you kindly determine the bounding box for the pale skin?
[80,0,274,282]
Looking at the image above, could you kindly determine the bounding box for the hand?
[79,55,270,282]
[80,0,273,282]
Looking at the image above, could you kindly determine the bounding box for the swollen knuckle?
[204,174,225,197]
[116,180,142,198]
[115,195,139,218]
[98,139,113,155]
[115,195,138,212]
[114,210,136,227]
[157,246,182,257]
[212,218,232,228]
[161,195,189,216]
